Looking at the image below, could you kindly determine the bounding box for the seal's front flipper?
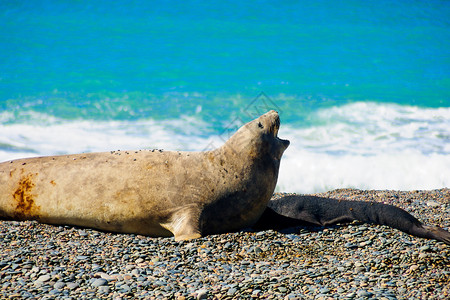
[162,206,202,241]
[174,232,202,241]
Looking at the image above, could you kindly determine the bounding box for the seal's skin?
[0,110,289,241]
[255,195,450,245]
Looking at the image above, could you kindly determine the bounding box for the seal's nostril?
[258,122,264,129]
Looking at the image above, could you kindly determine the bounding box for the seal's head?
[225,110,290,164]
[201,110,289,234]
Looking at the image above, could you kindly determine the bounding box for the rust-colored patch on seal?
[12,173,40,220]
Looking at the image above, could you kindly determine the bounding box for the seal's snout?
[271,114,281,137]
[260,110,281,137]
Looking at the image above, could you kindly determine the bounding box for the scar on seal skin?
[0,110,289,241]
[254,194,450,245]
[12,173,40,220]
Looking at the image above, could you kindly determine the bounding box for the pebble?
[37,274,52,282]
[91,278,108,287]
[196,288,208,299]
[98,286,110,294]
[1,188,449,299]
[53,282,65,289]
[419,245,430,252]
[426,200,440,207]
[66,282,79,289]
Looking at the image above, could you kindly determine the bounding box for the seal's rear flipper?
[415,225,450,245]
[260,194,450,245]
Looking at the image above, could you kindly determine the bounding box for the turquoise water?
[1,0,449,192]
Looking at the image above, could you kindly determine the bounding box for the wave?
[0,111,213,161]
[289,102,450,155]
[277,102,450,192]
[278,149,450,193]
[1,102,449,193]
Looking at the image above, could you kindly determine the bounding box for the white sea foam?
[277,102,450,193]
[1,102,449,193]
[0,112,213,161]
[278,149,450,193]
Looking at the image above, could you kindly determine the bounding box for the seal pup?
[255,194,450,245]
[0,110,290,241]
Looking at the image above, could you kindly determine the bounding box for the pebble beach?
[1,189,449,299]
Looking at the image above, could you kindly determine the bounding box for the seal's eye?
[258,122,264,129]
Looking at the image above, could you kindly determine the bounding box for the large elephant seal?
[0,110,290,241]
[255,194,450,245]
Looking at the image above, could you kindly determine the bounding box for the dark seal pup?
[255,194,450,245]
[0,111,290,241]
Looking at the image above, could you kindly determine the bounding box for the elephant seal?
[0,110,290,241]
[255,194,450,245]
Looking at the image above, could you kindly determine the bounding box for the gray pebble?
[91,278,108,287]
[196,288,208,299]
[75,255,88,260]
[66,282,79,290]
[53,282,66,289]
[227,287,237,295]
[345,292,356,298]
[419,245,430,252]
[36,274,51,282]
[98,286,110,294]
[357,290,372,297]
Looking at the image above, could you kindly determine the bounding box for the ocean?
[1,0,449,193]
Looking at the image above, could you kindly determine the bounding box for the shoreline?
[1,189,449,299]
